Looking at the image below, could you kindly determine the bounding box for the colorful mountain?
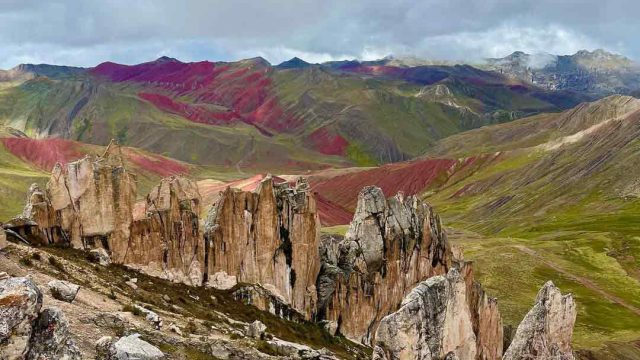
[0,55,588,170]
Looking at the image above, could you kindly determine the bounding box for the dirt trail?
[513,244,640,317]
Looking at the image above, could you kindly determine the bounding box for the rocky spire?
[45,141,136,250]
[204,175,320,318]
[373,268,477,360]
[121,176,204,286]
[317,186,454,344]
[502,281,576,360]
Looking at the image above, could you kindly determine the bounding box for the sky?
[0,0,638,68]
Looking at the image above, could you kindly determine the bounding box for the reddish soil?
[314,193,354,226]
[311,158,458,211]
[1,137,85,171]
[308,128,348,156]
[124,149,189,177]
[93,58,301,134]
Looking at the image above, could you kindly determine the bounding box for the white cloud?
[0,0,637,68]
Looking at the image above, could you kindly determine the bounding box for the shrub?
[30,252,42,261]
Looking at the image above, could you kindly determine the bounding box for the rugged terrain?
[0,53,638,359]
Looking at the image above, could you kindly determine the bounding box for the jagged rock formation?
[46,141,137,250]
[204,176,320,318]
[373,269,477,360]
[502,281,576,360]
[316,186,454,344]
[372,267,502,360]
[122,176,204,285]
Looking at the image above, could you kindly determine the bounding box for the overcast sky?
[0,0,637,68]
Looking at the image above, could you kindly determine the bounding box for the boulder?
[502,281,576,360]
[26,307,81,360]
[95,336,115,359]
[133,305,163,330]
[111,333,165,360]
[373,269,477,360]
[247,320,267,339]
[89,248,112,266]
[207,271,237,290]
[48,280,80,303]
[0,277,43,359]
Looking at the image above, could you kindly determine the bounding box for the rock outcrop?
[373,269,477,360]
[204,176,320,318]
[502,281,577,360]
[27,307,82,360]
[316,186,454,344]
[0,277,80,360]
[0,277,43,359]
[122,176,204,285]
[46,141,137,251]
[100,333,165,360]
[48,279,80,303]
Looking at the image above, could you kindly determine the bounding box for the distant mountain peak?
[154,56,179,63]
[276,57,312,69]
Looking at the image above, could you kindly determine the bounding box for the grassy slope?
[0,142,49,220]
[423,98,640,351]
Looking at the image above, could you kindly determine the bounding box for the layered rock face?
[204,176,320,318]
[372,267,503,360]
[121,176,204,285]
[503,281,576,360]
[46,143,136,250]
[373,269,477,360]
[316,186,454,344]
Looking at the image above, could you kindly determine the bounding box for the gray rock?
[112,333,164,360]
[89,248,112,266]
[27,307,81,360]
[502,281,576,360]
[320,320,338,336]
[48,279,80,303]
[0,277,43,359]
[246,320,266,339]
[95,336,115,360]
[133,305,163,330]
[168,323,182,336]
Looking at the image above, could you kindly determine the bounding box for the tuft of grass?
[48,256,65,273]
[19,256,33,267]
[122,304,144,317]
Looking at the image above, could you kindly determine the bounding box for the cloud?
[0,0,636,68]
